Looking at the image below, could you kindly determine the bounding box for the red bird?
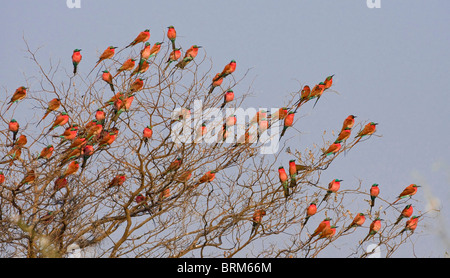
[72,49,82,75]
[38,98,61,126]
[219,60,236,79]
[63,161,79,177]
[6,86,28,112]
[167,26,177,50]
[176,170,193,184]
[49,112,69,132]
[176,45,202,69]
[102,70,115,92]
[147,42,163,59]
[391,184,420,206]
[303,202,317,226]
[143,125,153,144]
[38,145,54,160]
[220,89,235,109]
[336,127,352,142]
[114,58,136,78]
[394,204,413,225]
[307,217,332,242]
[280,111,295,139]
[342,115,356,130]
[278,166,289,199]
[0,171,5,185]
[194,170,217,188]
[343,213,366,233]
[250,209,267,237]
[130,78,144,92]
[320,179,343,206]
[125,29,150,48]
[107,174,126,189]
[322,140,342,156]
[90,46,118,76]
[208,73,224,95]
[355,122,378,139]
[400,216,419,234]
[369,183,380,211]
[9,119,19,142]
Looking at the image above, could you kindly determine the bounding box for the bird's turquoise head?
[372,183,379,187]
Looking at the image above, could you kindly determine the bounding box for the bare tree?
[0,31,432,258]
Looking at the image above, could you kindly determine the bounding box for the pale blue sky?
[1,0,449,257]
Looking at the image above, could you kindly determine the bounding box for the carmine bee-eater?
[63,160,80,177]
[167,26,177,50]
[37,98,61,126]
[6,86,28,112]
[176,45,202,69]
[306,217,332,244]
[89,46,118,76]
[323,75,334,90]
[342,115,357,130]
[72,49,82,75]
[176,170,193,184]
[278,166,289,199]
[106,174,126,189]
[343,213,366,233]
[194,170,217,188]
[400,216,419,234]
[14,135,27,149]
[322,140,342,156]
[102,70,115,92]
[135,193,146,205]
[310,82,326,108]
[336,127,352,142]
[148,42,163,59]
[81,144,94,169]
[390,184,420,206]
[125,29,150,49]
[142,125,153,144]
[158,187,171,211]
[361,217,382,245]
[320,179,343,206]
[370,183,379,211]
[225,115,237,128]
[140,42,151,60]
[165,157,182,175]
[207,73,224,96]
[394,204,413,226]
[250,209,267,238]
[312,225,337,243]
[288,159,298,188]
[219,60,237,79]
[102,92,124,109]
[69,137,86,151]
[220,89,235,109]
[293,85,311,113]
[130,78,144,93]
[38,145,54,160]
[17,169,36,190]
[54,176,68,192]
[131,58,150,76]
[114,58,136,78]
[280,111,295,139]
[9,119,19,143]
[355,122,378,139]
[59,127,78,143]
[95,108,106,125]
[48,112,69,132]
[164,48,182,71]
[98,131,117,148]
[303,202,317,226]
